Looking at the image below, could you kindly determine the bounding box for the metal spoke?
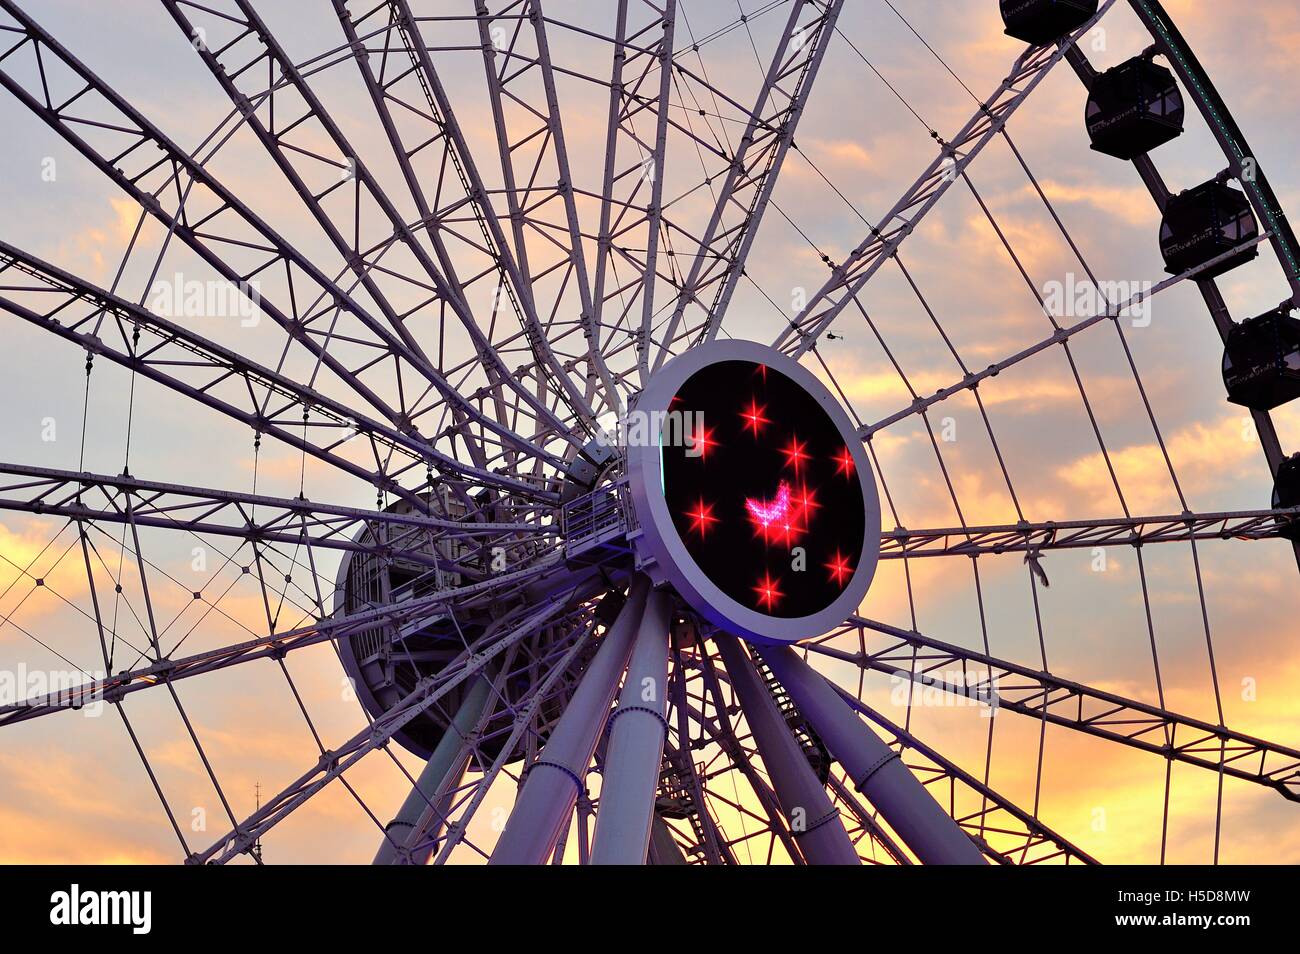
[773,0,1117,355]
[0,556,566,726]
[810,618,1300,801]
[0,462,553,566]
[335,0,596,432]
[857,234,1269,440]
[473,0,621,415]
[0,240,549,500]
[191,591,577,863]
[0,1,567,482]
[882,507,1300,559]
[653,0,843,369]
[591,0,676,384]
[163,0,575,462]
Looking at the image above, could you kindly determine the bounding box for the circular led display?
[627,340,880,645]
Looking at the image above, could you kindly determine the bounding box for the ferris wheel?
[1,0,1298,865]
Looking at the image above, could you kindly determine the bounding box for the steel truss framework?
[0,0,1297,866]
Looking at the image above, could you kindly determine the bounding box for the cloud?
[1056,413,1261,514]
[1025,179,1157,228]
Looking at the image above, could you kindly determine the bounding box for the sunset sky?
[2,0,1300,864]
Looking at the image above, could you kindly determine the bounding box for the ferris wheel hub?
[625,340,881,645]
[332,493,576,762]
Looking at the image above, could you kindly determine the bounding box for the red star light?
[833,445,855,477]
[781,435,810,475]
[771,512,800,548]
[690,422,717,460]
[825,550,853,586]
[685,498,718,538]
[753,571,783,610]
[740,397,770,437]
[792,482,820,517]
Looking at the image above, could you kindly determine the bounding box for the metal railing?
[561,477,635,563]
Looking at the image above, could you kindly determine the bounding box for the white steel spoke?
[810,618,1300,801]
[773,0,1117,355]
[653,0,844,370]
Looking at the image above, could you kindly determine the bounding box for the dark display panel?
[661,359,866,619]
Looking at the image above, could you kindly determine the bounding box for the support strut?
[490,577,650,864]
[374,675,492,865]
[758,645,986,865]
[590,588,672,864]
[715,635,859,865]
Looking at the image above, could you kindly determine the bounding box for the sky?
[2,0,1300,864]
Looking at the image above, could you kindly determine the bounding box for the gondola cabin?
[1223,308,1300,412]
[1086,57,1185,160]
[1159,181,1259,279]
[1001,0,1098,45]
[1273,453,1300,541]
